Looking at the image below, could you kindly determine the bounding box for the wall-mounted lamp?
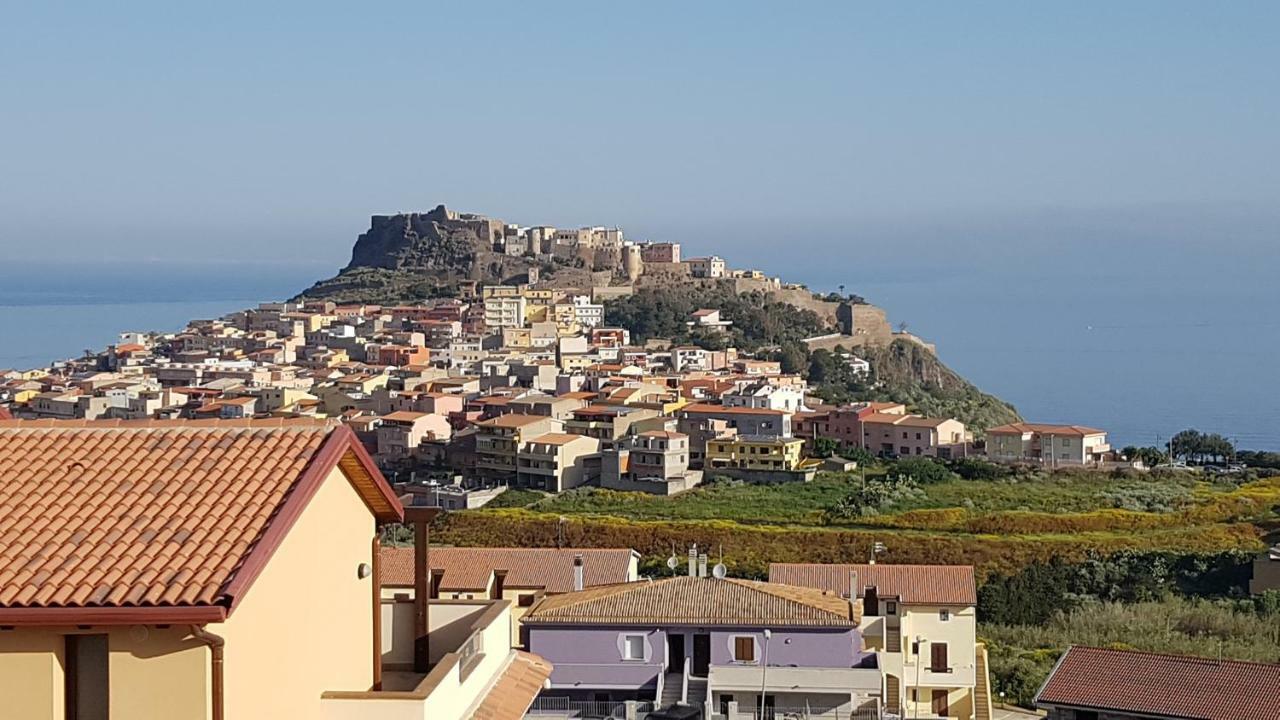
[357,562,373,579]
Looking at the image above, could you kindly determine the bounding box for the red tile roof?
[470,651,554,720]
[380,546,636,592]
[988,422,1106,436]
[1036,646,1280,720]
[524,576,857,627]
[0,419,401,625]
[768,563,977,606]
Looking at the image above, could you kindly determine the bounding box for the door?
[763,693,776,720]
[692,633,711,676]
[863,586,878,616]
[668,633,685,671]
[931,689,949,717]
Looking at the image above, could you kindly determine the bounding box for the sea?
[1,246,1277,451]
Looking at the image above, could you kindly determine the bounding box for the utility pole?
[758,629,771,720]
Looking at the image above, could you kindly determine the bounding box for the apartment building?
[516,432,601,491]
[601,430,704,495]
[677,403,792,438]
[986,422,1110,466]
[565,404,660,447]
[770,563,988,720]
[706,435,806,471]
[375,410,452,459]
[523,575,880,718]
[483,295,527,329]
[860,413,969,459]
[475,413,564,481]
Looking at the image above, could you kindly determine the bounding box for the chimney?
[572,554,585,592]
[698,553,709,578]
[688,544,698,578]
[849,570,858,601]
[406,506,440,674]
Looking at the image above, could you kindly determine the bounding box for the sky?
[1,1,1278,269]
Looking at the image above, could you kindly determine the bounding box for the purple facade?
[528,624,867,695]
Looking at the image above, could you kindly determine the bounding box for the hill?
[295,204,601,303]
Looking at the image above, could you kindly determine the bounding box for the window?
[732,636,756,663]
[886,601,898,615]
[939,609,951,622]
[65,634,109,720]
[1061,438,1070,447]
[622,634,645,660]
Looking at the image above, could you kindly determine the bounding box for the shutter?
[735,636,755,662]
[930,642,947,671]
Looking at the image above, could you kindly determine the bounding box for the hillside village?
[1,207,1109,506]
[1,207,1278,720]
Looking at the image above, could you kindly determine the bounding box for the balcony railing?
[526,698,656,719]
[712,707,883,720]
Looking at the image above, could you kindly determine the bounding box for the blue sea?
[1,245,1277,450]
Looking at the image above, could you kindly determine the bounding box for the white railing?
[682,655,691,704]
[526,699,656,719]
[715,708,882,720]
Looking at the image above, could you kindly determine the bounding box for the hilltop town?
[0,205,1053,498]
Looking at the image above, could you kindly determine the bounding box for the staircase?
[687,676,709,708]
[660,673,684,708]
[974,643,994,720]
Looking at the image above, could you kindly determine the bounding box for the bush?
[950,458,1012,481]
[890,457,955,484]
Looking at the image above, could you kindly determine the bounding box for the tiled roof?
[769,563,977,606]
[988,422,1106,436]
[524,576,856,627]
[1036,646,1280,720]
[679,403,788,416]
[470,651,554,720]
[380,546,637,592]
[0,419,401,623]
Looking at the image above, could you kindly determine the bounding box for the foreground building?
[1035,645,1280,720]
[985,423,1110,466]
[523,575,881,719]
[0,419,548,720]
[770,563,989,720]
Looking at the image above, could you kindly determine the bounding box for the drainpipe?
[190,625,225,720]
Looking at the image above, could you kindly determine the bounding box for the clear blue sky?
[2,1,1277,266]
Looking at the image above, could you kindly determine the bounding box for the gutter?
[190,625,226,720]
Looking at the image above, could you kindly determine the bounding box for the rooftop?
[0,419,401,623]
[524,576,856,627]
[380,546,637,592]
[769,563,977,606]
[1036,645,1280,720]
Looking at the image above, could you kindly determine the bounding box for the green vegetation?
[982,594,1280,706]
[292,266,460,304]
[482,488,549,509]
[604,285,830,352]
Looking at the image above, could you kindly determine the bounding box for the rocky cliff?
[295,205,599,303]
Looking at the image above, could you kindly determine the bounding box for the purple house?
[523,575,881,718]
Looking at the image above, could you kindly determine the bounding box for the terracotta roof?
[380,546,637,592]
[1036,646,1280,720]
[769,563,977,606]
[0,419,401,624]
[470,651,554,720]
[478,414,552,428]
[679,403,788,416]
[988,422,1106,436]
[525,432,591,447]
[524,576,856,627]
[381,411,429,423]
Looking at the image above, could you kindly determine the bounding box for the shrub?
[890,457,955,484]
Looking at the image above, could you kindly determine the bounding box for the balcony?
[320,598,550,720]
[708,663,881,696]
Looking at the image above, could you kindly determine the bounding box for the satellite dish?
[666,555,679,570]
[712,563,727,579]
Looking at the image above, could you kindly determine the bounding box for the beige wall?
[217,465,376,719]
[0,625,209,720]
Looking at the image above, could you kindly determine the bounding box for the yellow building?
[770,563,990,720]
[0,419,550,720]
[706,435,806,470]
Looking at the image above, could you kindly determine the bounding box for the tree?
[811,437,840,459]
[890,457,954,484]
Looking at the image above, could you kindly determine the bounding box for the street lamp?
[913,636,924,720]
[758,629,772,720]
